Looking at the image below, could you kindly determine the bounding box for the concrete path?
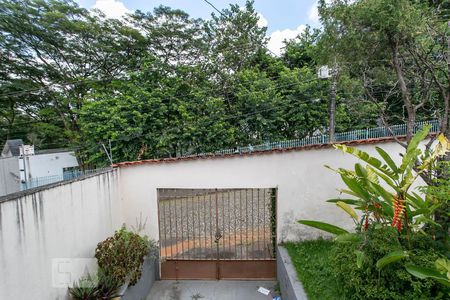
[146,280,277,300]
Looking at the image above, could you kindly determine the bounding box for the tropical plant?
[95,227,151,286]
[299,124,450,237]
[298,124,449,280]
[419,161,450,250]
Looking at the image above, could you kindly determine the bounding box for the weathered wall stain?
[0,169,121,300]
[0,202,3,232]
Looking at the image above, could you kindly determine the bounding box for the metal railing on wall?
[19,120,440,191]
[20,168,111,191]
[211,120,440,156]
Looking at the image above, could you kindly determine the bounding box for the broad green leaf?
[376,146,399,176]
[327,198,364,206]
[341,174,371,201]
[376,251,409,270]
[297,220,349,235]
[336,201,358,221]
[374,224,383,230]
[335,233,361,243]
[373,201,393,217]
[339,189,361,198]
[399,125,430,173]
[365,165,380,184]
[355,250,365,269]
[410,209,431,218]
[419,134,450,171]
[400,161,419,192]
[407,193,427,209]
[354,163,368,178]
[435,258,450,275]
[368,167,398,191]
[334,144,397,178]
[406,265,450,287]
[414,215,440,226]
[371,183,394,204]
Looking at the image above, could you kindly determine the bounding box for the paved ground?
[146,280,277,300]
[159,188,275,260]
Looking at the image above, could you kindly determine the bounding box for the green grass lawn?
[284,239,344,300]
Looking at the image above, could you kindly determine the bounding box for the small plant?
[68,275,98,300]
[191,293,204,299]
[67,270,123,300]
[95,226,151,286]
[95,270,122,300]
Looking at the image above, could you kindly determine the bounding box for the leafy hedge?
[95,227,151,286]
[332,228,445,299]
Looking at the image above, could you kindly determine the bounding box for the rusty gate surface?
[158,188,277,280]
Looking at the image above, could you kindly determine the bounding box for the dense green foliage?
[284,240,343,300]
[2,0,448,167]
[318,0,449,144]
[286,236,447,300]
[332,228,444,300]
[297,128,449,298]
[95,227,151,286]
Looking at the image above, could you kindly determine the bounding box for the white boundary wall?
[0,156,20,196]
[0,170,123,300]
[119,141,426,243]
[0,140,429,299]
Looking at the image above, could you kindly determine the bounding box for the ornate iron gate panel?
[158,188,277,280]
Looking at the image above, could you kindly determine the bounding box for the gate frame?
[156,187,278,280]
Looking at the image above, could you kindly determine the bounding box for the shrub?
[332,228,445,300]
[68,275,98,300]
[95,270,122,300]
[95,227,151,286]
[296,126,450,297]
[67,271,122,300]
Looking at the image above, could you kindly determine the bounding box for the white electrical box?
[318,65,332,79]
[20,145,35,156]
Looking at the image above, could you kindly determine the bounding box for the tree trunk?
[329,76,337,143]
[390,37,415,142]
[329,62,337,142]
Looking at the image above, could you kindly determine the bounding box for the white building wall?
[0,156,20,196]
[25,151,79,179]
[0,170,123,300]
[118,141,426,243]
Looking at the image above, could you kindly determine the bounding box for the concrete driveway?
[146,280,277,300]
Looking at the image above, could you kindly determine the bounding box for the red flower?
[391,194,405,232]
[364,208,369,230]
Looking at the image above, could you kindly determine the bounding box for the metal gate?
[158,188,277,280]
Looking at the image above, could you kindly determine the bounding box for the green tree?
[79,58,234,165]
[0,0,145,146]
[318,0,449,144]
[276,67,329,139]
[130,6,207,67]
